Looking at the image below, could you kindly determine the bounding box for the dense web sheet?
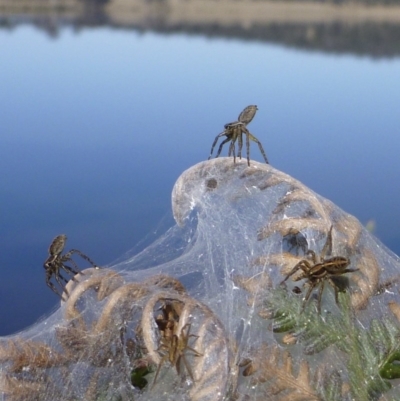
[2,158,400,401]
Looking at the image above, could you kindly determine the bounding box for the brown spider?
[153,323,202,386]
[280,226,358,313]
[43,234,98,299]
[208,105,269,166]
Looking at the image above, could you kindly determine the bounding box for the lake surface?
[1,23,399,335]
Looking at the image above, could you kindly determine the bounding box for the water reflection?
[2,0,400,56]
[0,4,399,336]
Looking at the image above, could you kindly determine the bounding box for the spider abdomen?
[238,105,258,125]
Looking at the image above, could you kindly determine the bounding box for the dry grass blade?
[350,248,380,310]
[63,269,125,320]
[94,283,148,333]
[84,371,100,401]
[232,272,272,294]
[257,219,329,242]
[55,321,89,356]
[0,339,68,373]
[388,302,400,323]
[144,274,187,294]
[334,214,363,251]
[273,189,330,222]
[252,253,307,277]
[0,375,45,399]
[243,344,320,400]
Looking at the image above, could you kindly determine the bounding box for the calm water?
[1,26,399,335]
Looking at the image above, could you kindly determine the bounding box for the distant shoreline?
[107,0,400,26]
[2,0,400,25]
[2,0,400,57]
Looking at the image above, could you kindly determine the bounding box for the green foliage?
[263,288,400,400]
[266,288,344,354]
[381,350,400,379]
[131,365,152,390]
[317,370,343,401]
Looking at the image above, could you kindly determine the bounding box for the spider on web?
[43,234,98,299]
[280,226,358,313]
[153,322,202,385]
[208,105,269,166]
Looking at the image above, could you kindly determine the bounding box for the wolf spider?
[208,105,269,166]
[153,323,202,386]
[43,234,97,299]
[280,226,358,313]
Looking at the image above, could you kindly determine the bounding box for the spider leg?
[46,267,68,298]
[280,260,311,284]
[180,353,196,382]
[230,126,242,163]
[54,270,67,289]
[317,280,325,314]
[245,128,251,166]
[255,140,269,164]
[321,226,333,259]
[180,323,192,334]
[328,278,340,306]
[215,137,231,159]
[60,257,80,274]
[328,268,358,306]
[60,288,69,302]
[342,268,359,274]
[152,353,169,387]
[46,272,63,297]
[46,281,63,298]
[57,261,81,300]
[185,345,202,357]
[280,265,301,284]
[245,129,269,164]
[67,249,97,267]
[208,131,228,159]
[238,130,243,160]
[187,333,199,340]
[301,280,317,311]
[228,139,236,163]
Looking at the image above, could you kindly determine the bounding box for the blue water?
[1,26,399,335]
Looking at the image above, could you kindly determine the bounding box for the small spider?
[208,105,269,166]
[280,226,358,313]
[153,323,202,386]
[43,234,98,299]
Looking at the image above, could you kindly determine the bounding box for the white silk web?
[1,158,400,401]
